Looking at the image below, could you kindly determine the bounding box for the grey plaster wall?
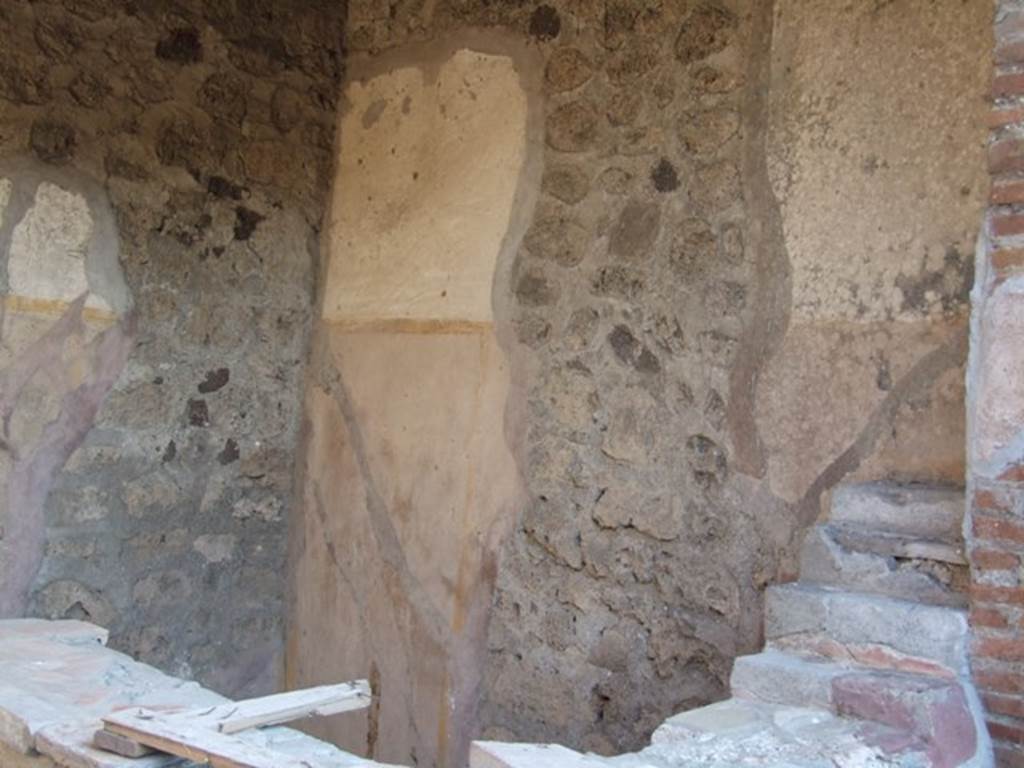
[0,0,345,697]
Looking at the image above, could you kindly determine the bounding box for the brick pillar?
[968,5,1024,765]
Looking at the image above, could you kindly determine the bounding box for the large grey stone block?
[730,650,841,709]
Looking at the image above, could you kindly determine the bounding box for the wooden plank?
[36,722,177,768]
[95,681,370,758]
[102,708,329,768]
[92,728,154,758]
[168,680,371,734]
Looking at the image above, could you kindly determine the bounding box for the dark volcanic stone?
[162,440,177,463]
[530,5,562,41]
[198,368,230,394]
[218,438,240,465]
[187,399,210,427]
[675,6,736,64]
[651,158,680,192]
[156,28,203,64]
[233,207,264,241]
[608,325,661,374]
[29,119,76,164]
[207,176,245,200]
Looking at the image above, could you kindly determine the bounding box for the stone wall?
[0,1,344,697]
[289,1,991,767]
[967,3,1024,765]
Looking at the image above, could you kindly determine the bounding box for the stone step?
[764,583,969,675]
[828,524,967,565]
[829,482,964,542]
[730,649,842,709]
[799,524,968,608]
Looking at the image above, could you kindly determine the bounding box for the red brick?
[990,107,1024,129]
[975,515,1024,545]
[994,744,1024,768]
[976,637,1024,662]
[993,71,1024,98]
[984,692,1024,719]
[993,179,1024,205]
[998,463,1024,482]
[972,549,1021,570]
[989,137,1024,174]
[992,248,1024,274]
[971,584,1024,605]
[987,717,1024,745]
[992,212,1024,238]
[998,38,1024,66]
[977,669,1024,695]
[972,606,1011,629]
[976,488,1013,513]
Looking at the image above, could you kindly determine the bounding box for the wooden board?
[97,682,373,766]
[92,729,154,759]
[36,723,178,768]
[103,708,327,768]
[167,681,371,734]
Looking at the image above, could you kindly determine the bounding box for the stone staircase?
[472,483,994,768]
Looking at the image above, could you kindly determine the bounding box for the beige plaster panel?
[289,328,522,766]
[768,0,990,323]
[757,320,965,503]
[323,50,528,324]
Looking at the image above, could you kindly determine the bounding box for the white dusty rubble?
[474,699,930,768]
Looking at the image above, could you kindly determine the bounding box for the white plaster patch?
[192,534,237,563]
[7,182,111,312]
[323,49,529,323]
